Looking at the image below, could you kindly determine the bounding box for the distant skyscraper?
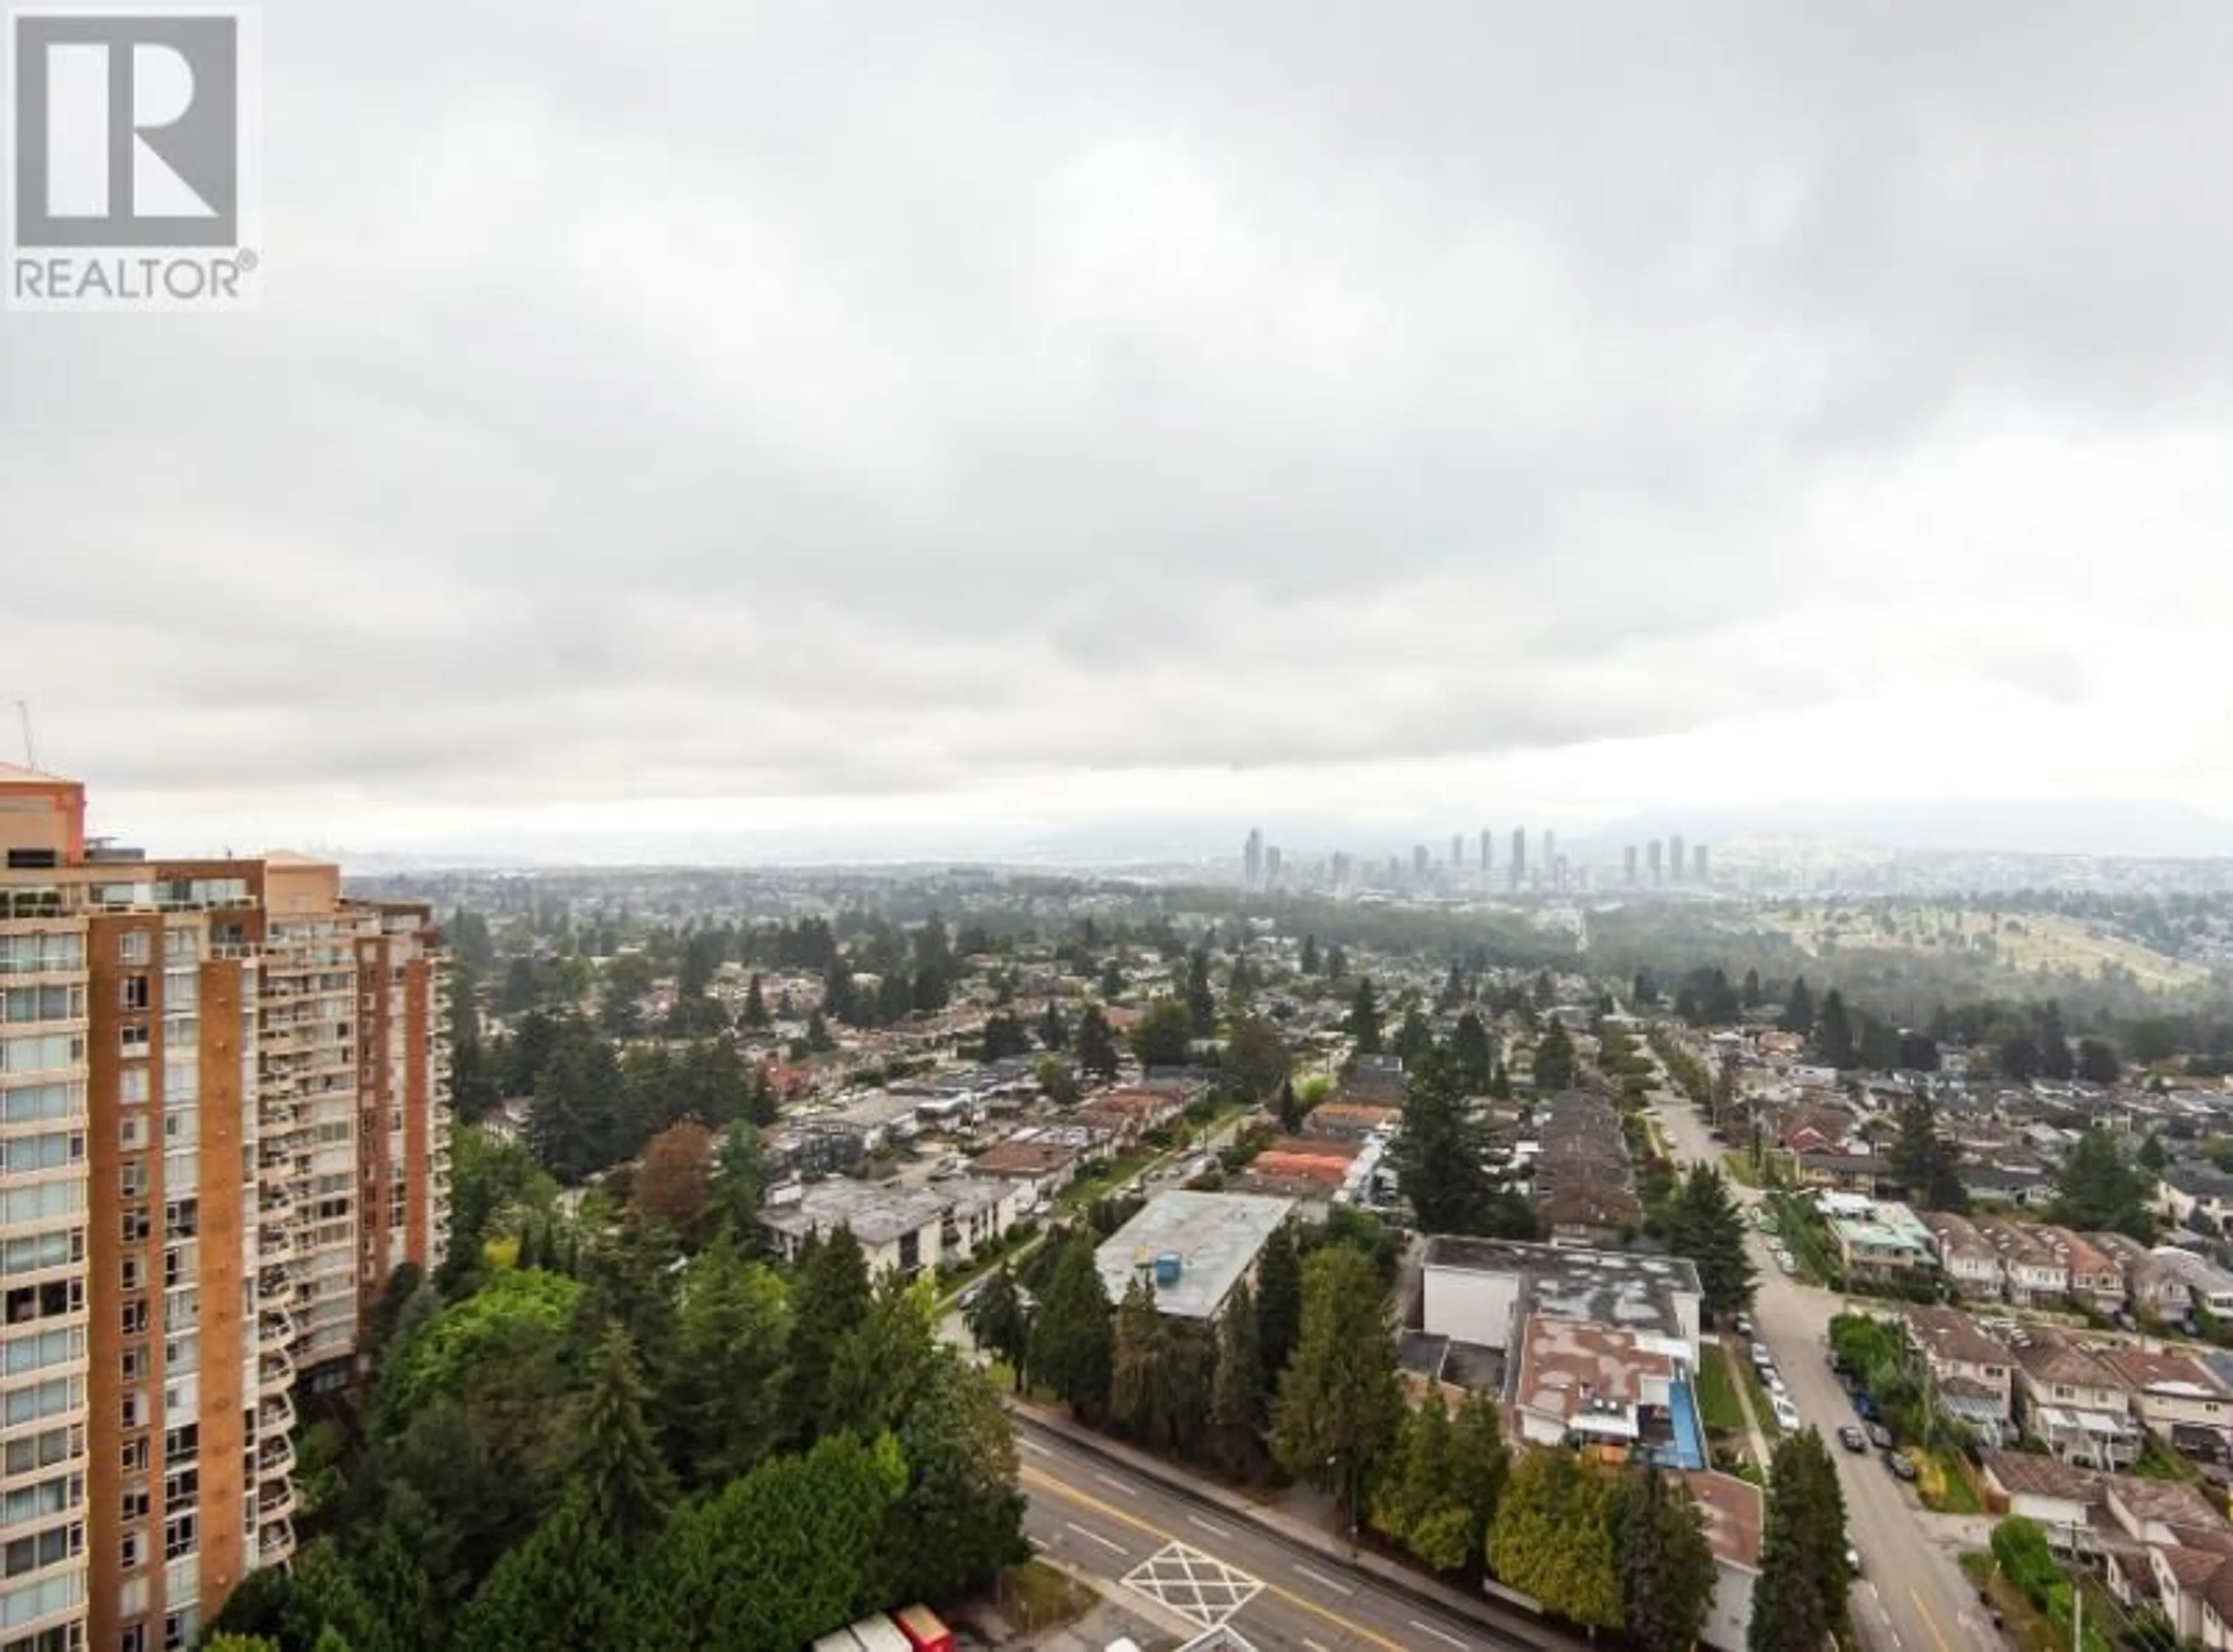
[1509,827,1526,887]
[1413,844,1430,883]
[1543,830,1556,883]
[1389,854,1404,884]
[1331,850,1352,893]
[1265,845,1282,884]
[1244,827,1264,890]
[1693,843,1708,884]
[1670,833,1686,886]
[1451,833,1463,869]
[1648,840,1664,884]
[1480,828,1492,872]
[1625,844,1638,885]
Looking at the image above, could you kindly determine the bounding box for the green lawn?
[1057,1150,1157,1210]
[1696,1345,1749,1435]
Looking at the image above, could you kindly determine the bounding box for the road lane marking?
[1019,1437,1053,1456]
[1189,1513,1233,1540]
[1303,1641,1330,1652]
[1290,1562,1352,1596]
[1065,1520,1125,1555]
[1409,1618,1469,1649]
[1020,1465,1406,1651]
[1910,1588,1954,1652]
[1096,1471,1142,1495]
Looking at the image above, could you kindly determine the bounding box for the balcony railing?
[258,1518,295,1564]
[256,1482,297,1521]
[258,1350,294,1391]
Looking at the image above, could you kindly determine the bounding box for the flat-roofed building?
[1093,1191,1296,1321]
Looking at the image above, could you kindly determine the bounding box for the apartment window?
[119,1068,148,1107]
[1,1522,77,1578]
[3,1281,79,1328]
[160,1249,191,1290]
[120,1490,148,1523]
[121,1392,148,1430]
[162,972,196,1010]
[119,1025,149,1055]
[2,1428,73,1479]
[0,1132,80,1176]
[120,1535,141,1574]
[120,1301,147,1337]
[160,1514,194,1561]
[120,1346,146,1383]
[160,1467,195,1507]
[119,933,150,966]
[2,1330,80,1377]
[119,1439,147,1474]
[119,1164,146,1200]
[120,977,149,1013]
[120,1209,149,1244]
[1,1379,77,1429]
[0,1473,78,1529]
[161,1201,195,1241]
[160,1424,194,1463]
[121,1625,146,1652]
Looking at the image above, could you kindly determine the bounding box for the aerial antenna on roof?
[14,701,34,770]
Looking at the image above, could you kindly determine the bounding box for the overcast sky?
[8,2,2233,859]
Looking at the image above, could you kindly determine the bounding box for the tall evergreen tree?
[1254,1223,1304,1383]
[1890,1096,1967,1212]
[780,1228,873,1446]
[1375,1387,1506,1574]
[2039,1001,2076,1081]
[1620,1466,1717,1652]
[2050,1128,2154,1240]
[1207,1282,1267,1475]
[1779,976,1815,1037]
[1028,1235,1115,1418]
[1750,1429,1850,1652]
[1663,1164,1756,1320]
[1815,989,1859,1070]
[965,1264,1030,1387]
[570,1325,673,1545]
[1452,1011,1494,1093]
[1299,934,1321,976]
[1532,1018,1578,1093]
[1346,978,1385,1055]
[1076,1005,1121,1082]
[1270,1247,1403,1527]
[1037,1000,1069,1051]
[1390,1048,1497,1234]
[1185,948,1219,1034]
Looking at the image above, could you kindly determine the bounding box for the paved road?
[1015,1415,1564,1652]
[1650,1086,2003,1652]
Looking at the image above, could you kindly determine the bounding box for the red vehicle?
[893,1605,955,1652]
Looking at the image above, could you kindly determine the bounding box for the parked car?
[1838,1425,1868,1453]
[1867,1422,1894,1450]
[1847,1547,1863,1575]
[1853,1393,1879,1421]
[1751,1343,1775,1369]
[1886,1451,1918,1481]
[1734,1314,1754,1339]
[1772,1397,1802,1431]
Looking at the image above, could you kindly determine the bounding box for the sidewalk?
[1010,1401,1589,1652]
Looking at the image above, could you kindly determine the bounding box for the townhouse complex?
[0,768,450,1652]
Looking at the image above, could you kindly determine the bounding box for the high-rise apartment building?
[1242,829,1263,891]
[1263,845,1282,884]
[1693,844,1708,885]
[0,768,450,1652]
[1508,829,1525,888]
[1449,834,1462,871]
[1648,840,1663,884]
[1624,845,1638,886]
[1478,829,1492,873]
[1669,834,1686,886]
[1543,832,1556,885]
[1411,845,1430,884]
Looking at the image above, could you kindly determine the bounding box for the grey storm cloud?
[5,0,2231,827]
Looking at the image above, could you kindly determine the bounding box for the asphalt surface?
[1014,1415,1564,1652]
[1649,1090,2006,1652]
